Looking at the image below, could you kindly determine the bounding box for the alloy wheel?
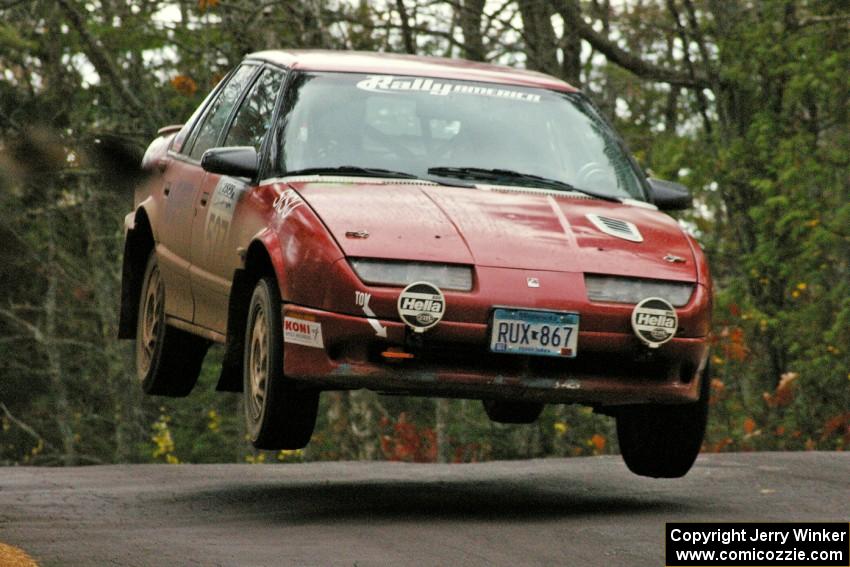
[248,305,269,421]
[138,265,163,377]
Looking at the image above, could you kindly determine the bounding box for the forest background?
[0,0,847,466]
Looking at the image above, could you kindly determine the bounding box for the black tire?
[135,252,209,397]
[243,277,319,450]
[616,363,711,478]
[483,400,544,424]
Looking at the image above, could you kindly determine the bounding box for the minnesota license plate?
[489,308,579,358]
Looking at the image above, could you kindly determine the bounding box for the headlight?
[350,259,473,291]
[585,275,694,307]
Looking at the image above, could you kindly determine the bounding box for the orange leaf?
[707,437,734,453]
[743,417,756,434]
[764,372,799,407]
[198,0,219,12]
[590,434,606,452]
[170,74,197,96]
[821,413,850,440]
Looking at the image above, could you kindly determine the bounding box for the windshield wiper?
[283,165,474,188]
[427,166,621,202]
[284,166,420,179]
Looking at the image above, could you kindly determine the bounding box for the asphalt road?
[0,453,847,567]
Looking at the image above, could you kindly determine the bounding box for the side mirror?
[201,146,258,179]
[648,178,691,211]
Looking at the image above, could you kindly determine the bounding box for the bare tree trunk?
[75,182,136,462]
[555,0,583,86]
[665,0,712,134]
[236,393,249,463]
[44,209,77,466]
[556,0,710,88]
[395,0,416,54]
[56,0,161,132]
[517,0,560,76]
[435,398,449,463]
[348,390,379,460]
[663,36,679,132]
[326,391,357,459]
[457,0,486,61]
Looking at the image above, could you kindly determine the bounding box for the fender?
[117,128,170,340]
[117,205,156,339]
[685,233,712,293]
[216,195,345,391]
[255,227,288,299]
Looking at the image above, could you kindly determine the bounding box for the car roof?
[246,49,578,93]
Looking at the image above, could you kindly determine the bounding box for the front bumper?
[282,304,709,406]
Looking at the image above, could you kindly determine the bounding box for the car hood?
[290,180,697,282]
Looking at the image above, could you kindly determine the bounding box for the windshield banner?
[356,75,542,103]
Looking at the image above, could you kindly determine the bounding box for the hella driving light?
[350,259,473,291]
[585,275,694,307]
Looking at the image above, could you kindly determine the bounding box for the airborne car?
[120,50,712,478]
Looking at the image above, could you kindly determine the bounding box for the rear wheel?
[136,252,209,397]
[483,400,544,424]
[243,277,319,450]
[616,363,710,478]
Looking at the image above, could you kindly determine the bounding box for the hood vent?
[586,214,643,242]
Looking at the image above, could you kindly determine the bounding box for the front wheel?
[616,363,710,478]
[243,277,319,450]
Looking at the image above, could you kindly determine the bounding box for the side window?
[223,68,284,151]
[171,76,225,154]
[187,64,257,160]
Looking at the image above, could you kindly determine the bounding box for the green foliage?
[636,1,850,453]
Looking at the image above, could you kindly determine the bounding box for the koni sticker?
[283,316,323,348]
[631,297,678,348]
[356,75,542,103]
[397,281,445,332]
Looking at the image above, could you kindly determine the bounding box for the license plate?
[489,308,579,358]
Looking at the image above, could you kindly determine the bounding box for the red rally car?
[119,50,712,478]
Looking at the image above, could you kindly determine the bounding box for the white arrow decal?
[355,291,387,338]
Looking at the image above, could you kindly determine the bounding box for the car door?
[190,66,286,334]
[156,64,258,323]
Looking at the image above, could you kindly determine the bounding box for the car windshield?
[276,72,648,201]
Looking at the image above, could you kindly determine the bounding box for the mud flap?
[216,268,251,392]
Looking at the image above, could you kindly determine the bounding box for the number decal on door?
[203,178,242,263]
